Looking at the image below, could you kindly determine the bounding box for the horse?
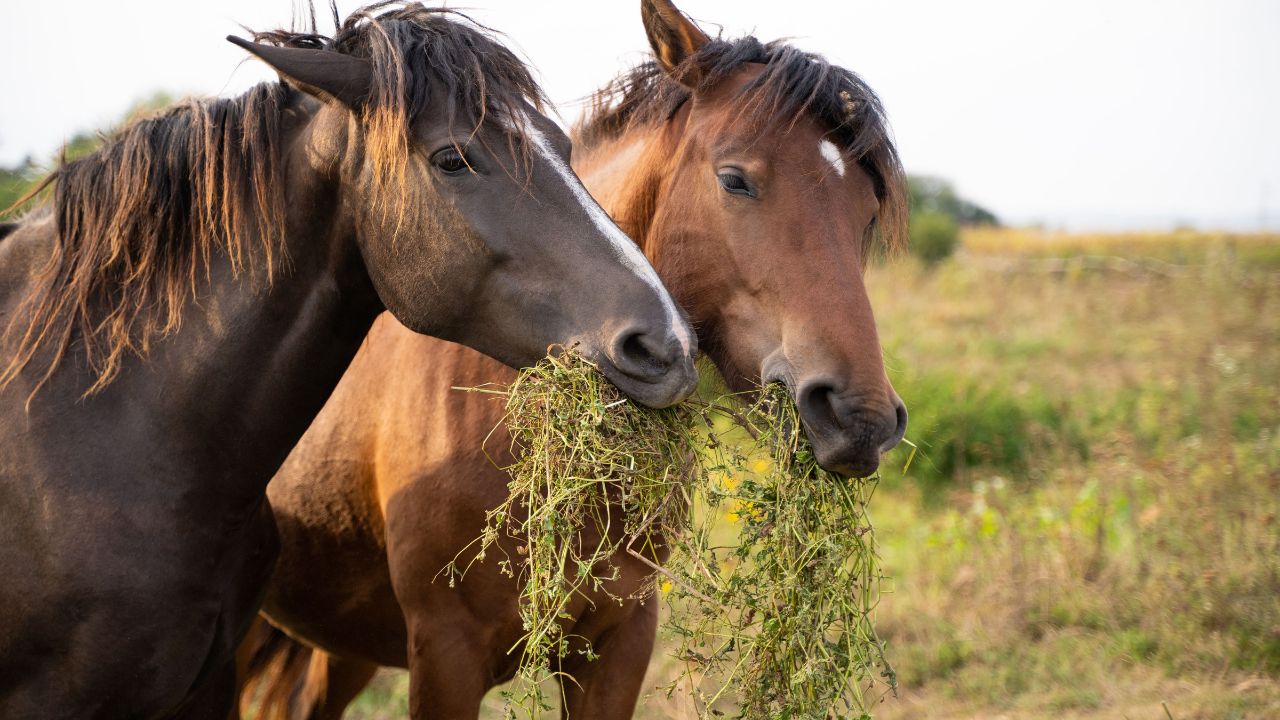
[0,4,698,718]
[237,0,909,717]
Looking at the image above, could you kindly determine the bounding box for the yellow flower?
[726,498,759,524]
[660,580,673,594]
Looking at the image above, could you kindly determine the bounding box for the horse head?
[595,0,909,472]
[231,6,697,407]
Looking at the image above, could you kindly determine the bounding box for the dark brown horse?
[0,4,697,718]
[239,1,908,717]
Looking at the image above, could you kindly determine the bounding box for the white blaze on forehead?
[514,116,693,356]
[819,139,846,178]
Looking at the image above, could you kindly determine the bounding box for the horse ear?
[227,36,372,109]
[641,0,710,87]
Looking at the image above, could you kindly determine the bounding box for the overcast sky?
[2,0,1277,230]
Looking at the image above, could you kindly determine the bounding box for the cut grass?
[446,350,700,716]
[447,352,894,719]
[661,385,895,719]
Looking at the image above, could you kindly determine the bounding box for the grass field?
[336,228,1280,719]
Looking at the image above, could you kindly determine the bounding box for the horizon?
[2,0,1277,233]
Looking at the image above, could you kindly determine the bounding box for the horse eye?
[431,147,470,175]
[717,171,754,197]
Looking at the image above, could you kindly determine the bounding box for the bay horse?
[239,0,908,717]
[0,4,697,718]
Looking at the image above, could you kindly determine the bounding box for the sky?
[2,0,1277,231]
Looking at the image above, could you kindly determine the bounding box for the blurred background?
[3,1,1277,718]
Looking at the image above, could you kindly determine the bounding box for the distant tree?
[905,175,996,265]
[908,175,999,227]
[910,210,960,266]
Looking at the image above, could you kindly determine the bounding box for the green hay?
[447,350,700,716]
[448,350,895,719]
[663,385,896,719]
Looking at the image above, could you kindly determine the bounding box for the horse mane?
[1,2,547,398]
[574,35,908,254]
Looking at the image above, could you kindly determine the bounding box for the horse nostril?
[796,381,841,433]
[881,397,908,453]
[610,328,677,380]
[798,379,911,450]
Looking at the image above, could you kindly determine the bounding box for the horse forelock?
[575,35,908,256]
[257,3,550,203]
[0,2,551,399]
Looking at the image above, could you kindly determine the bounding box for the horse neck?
[572,124,677,261]
[153,108,383,489]
[21,98,381,503]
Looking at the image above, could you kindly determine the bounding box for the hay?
[663,384,896,719]
[447,349,700,714]
[449,350,895,718]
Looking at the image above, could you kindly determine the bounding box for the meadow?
[860,228,1279,719]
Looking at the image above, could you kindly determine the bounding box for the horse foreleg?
[309,653,379,720]
[557,600,659,720]
[403,614,489,720]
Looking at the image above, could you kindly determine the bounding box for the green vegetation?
[865,230,1280,718]
[908,175,999,227]
[446,352,699,717]
[906,210,960,266]
[449,356,892,719]
[906,175,996,266]
[0,91,175,218]
[0,159,39,216]
[663,384,891,719]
